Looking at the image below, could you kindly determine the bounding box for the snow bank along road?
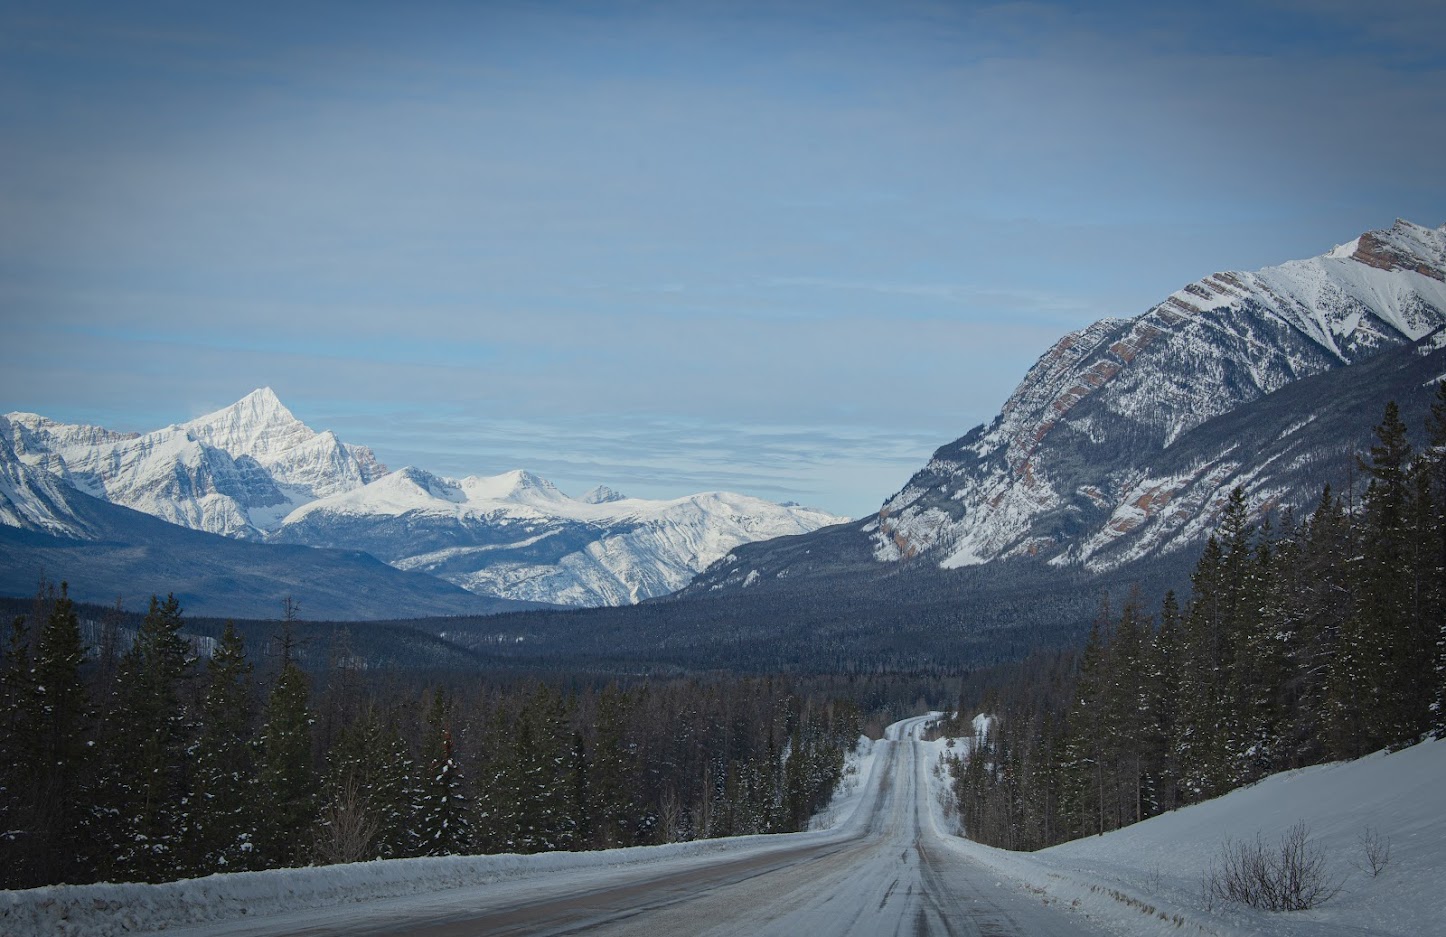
[135,715,1109,937]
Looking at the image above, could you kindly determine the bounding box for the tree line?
[0,590,861,889]
[949,386,1446,850]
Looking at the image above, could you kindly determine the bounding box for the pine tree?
[1230,518,1290,782]
[0,612,32,885]
[589,685,639,848]
[377,713,423,858]
[1341,401,1428,752]
[256,659,316,867]
[1427,381,1446,739]
[569,730,593,849]
[94,593,196,883]
[0,583,93,886]
[1107,592,1155,826]
[1062,604,1110,837]
[315,708,404,864]
[1150,592,1182,813]
[1175,535,1224,801]
[184,621,258,874]
[1295,486,1352,761]
[417,691,474,856]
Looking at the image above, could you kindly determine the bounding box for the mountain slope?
[269,466,846,606]
[682,220,1446,623]
[182,387,388,500]
[3,392,846,608]
[4,388,386,540]
[0,478,538,621]
[873,219,1446,572]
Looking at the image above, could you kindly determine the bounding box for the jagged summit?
[868,218,1446,572]
[1,391,846,608]
[272,466,846,606]
[1330,219,1446,278]
[458,469,569,505]
[683,218,1446,605]
[6,389,388,539]
[582,484,627,504]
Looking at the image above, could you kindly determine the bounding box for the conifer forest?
[0,589,861,889]
[948,389,1446,850]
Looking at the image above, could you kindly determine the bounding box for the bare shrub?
[313,778,379,866]
[1356,826,1391,877]
[1206,821,1344,911]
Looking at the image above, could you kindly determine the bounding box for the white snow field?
[4,719,1439,936]
[920,730,1446,937]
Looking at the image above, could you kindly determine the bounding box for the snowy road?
[159,715,1107,937]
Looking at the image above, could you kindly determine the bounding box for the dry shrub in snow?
[1355,825,1391,878]
[1206,821,1343,911]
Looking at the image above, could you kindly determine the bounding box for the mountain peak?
[187,388,306,441]
[871,217,1446,573]
[1343,218,1446,281]
[242,385,284,408]
[582,484,627,504]
[459,469,568,504]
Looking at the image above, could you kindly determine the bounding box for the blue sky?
[2,1,1444,517]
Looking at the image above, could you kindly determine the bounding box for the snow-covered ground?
[808,733,879,831]
[921,722,1446,937]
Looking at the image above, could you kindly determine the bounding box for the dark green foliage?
[417,691,475,856]
[0,596,883,889]
[315,707,419,863]
[94,593,196,883]
[185,621,258,874]
[1429,381,1446,739]
[0,583,92,887]
[953,394,1446,851]
[256,660,316,867]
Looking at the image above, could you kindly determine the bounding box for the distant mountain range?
[687,219,1446,599]
[0,389,845,612]
[0,429,534,621]
[6,218,1442,648]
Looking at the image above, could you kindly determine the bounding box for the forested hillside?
[948,386,1446,850]
[0,590,862,889]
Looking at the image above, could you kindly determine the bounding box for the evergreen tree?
[569,729,593,849]
[0,584,92,886]
[94,593,196,883]
[1427,381,1446,739]
[417,691,474,855]
[1339,401,1430,752]
[314,707,415,864]
[0,612,32,885]
[589,685,639,848]
[1062,604,1110,837]
[1294,486,1352,761]
[185,621,258,874]
[1230,518,1290,782]
[256,659,316,867]
[1151,591,1181,812]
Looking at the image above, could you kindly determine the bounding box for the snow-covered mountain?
[269,466,846,606]
[4,388,386,540]
[686,219,1446,597]
[2,391,846,608]
[869,218,1446,572]
[0,415,100,540]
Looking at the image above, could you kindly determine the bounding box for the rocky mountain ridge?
[872,219,1446,572]
[686,218,1446,598]
[1,391,844,607]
